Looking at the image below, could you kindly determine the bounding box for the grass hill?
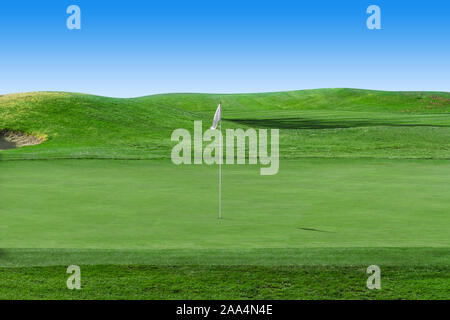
[0,88,450,160]
[1,88,449,299]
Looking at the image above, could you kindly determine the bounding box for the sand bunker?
[0,129,44,150]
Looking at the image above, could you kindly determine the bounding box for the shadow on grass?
[227,118,450,130]
[298,227,335,233]
[0,249,8,264]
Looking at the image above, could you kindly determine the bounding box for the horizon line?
[2,87,449,100]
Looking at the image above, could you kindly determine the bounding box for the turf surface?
[1,89,450,160]
[1,159,449,249]
[0,89,449,299]
[1,265,448,300]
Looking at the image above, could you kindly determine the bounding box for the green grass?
[1,248,449,267]
[1,265,448,300]
[1,159,449,249]
[1,159,449,299]
[1,89,449,160]
[0,88,449,299]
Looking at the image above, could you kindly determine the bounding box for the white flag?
[210,103,221,130]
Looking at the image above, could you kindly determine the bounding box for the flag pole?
[219,102,222,219]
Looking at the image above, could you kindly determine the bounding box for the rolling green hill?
[1,88,449,160]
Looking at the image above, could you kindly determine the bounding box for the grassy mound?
[0,89,449,160]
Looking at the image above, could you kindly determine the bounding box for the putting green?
[1,158,448,251]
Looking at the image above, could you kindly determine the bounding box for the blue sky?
[0,0,448,97]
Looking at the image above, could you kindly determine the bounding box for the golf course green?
[0,89,449,299]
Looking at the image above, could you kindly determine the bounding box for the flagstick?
[219,115,222,219]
